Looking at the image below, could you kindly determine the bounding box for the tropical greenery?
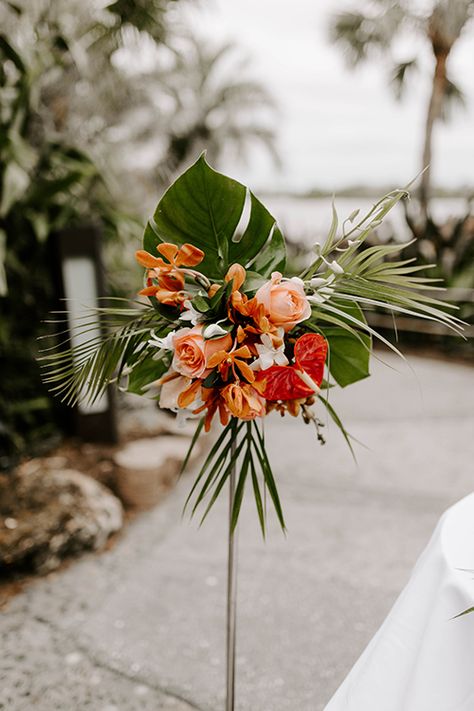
[40,156,463,530]
[329,1,474,234]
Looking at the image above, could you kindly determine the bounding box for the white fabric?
[325,493,474,711]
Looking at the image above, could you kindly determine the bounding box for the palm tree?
[153,36,280,182]
[330,0,473,226]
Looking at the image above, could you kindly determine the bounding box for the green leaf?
[230,434,251,531]
[248,225,286,277]
[250,455,265,537]
[325,328,370,387]
[452,606,474,620]
[251,422,286,531]
[143,153,285,279]
[319,397,355,460]
[126,356,168,395]
[228,191,276,266]
[319,301,371,387]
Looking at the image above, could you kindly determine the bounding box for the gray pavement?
[1,352,474,711]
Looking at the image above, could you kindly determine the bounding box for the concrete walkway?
[1,353,473,711]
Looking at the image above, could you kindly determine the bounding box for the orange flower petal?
[235,359,255,383]
[155,289,187,306]
[176,243,205,267]
[177,379,201,408]
[138,285,159,296]
[136,250,168,269]
[206,350,229,369]
[225,263,246,292]
[208,284,221,298]
[232,345,251,359]
[158,270,185,291]
[157,243,179,264]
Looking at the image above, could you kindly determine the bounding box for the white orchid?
[251,330,288,371]
[148,329,176,352]
[179,299,203,325]
[203,323,229,340]
[307,273,336,305]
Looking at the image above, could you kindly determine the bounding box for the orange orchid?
[206,345,255,383]
[136,242,204,271]
[177,379,202,408]
[138,283,187,307]
[193,387,230,432]
[136,242,204,307]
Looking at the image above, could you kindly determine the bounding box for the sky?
[182,0,474,193]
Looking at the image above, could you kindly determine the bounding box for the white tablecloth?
[325,493,474,711]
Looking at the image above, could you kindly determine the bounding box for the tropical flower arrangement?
[41,155,462,533]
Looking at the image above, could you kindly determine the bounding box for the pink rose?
[172,325,232,378]
[254,272,311,332]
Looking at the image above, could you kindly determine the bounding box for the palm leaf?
[39,300,166,406]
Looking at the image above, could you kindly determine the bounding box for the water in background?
[263,196,468,247]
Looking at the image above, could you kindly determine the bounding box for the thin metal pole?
[226,434,238,711]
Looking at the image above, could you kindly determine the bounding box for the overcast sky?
[183,0,474,193]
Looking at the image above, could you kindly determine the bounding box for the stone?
[0,468,123,573]
[113,435,198,509]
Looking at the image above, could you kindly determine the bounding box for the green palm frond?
[39,299,168,406]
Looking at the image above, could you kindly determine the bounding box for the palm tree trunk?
[419,51,448,222]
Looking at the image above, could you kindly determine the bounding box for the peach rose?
[221,382,266,421]
[254,272,311,332]
[172,325,232,378]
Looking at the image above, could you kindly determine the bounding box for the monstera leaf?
[323,303,371,387]
[143,154,286,280]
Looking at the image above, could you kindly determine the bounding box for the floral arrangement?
[41,155,462,533]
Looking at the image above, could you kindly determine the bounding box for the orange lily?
[206,345,255,383]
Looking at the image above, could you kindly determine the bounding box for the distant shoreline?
[260,187,473,200]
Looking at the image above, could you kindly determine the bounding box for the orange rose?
[221,382,266,421]
[172,325,232,379]
[254,272,311,332]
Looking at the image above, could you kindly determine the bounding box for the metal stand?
[226,437,238,711]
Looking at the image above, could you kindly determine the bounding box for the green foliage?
[182,418,285,535]
[144,154,286,280]
[323,303,371,387]
[0,25,141,465]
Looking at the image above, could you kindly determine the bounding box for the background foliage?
[0,0,279,468]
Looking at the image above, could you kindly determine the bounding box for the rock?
[0,469,123,573]
[113,435,198,509]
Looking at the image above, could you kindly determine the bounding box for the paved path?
[1,353,473,711]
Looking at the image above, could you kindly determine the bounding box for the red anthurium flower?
[256,365,314,401]
[257,333,328,401]
[294,333,328,386]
